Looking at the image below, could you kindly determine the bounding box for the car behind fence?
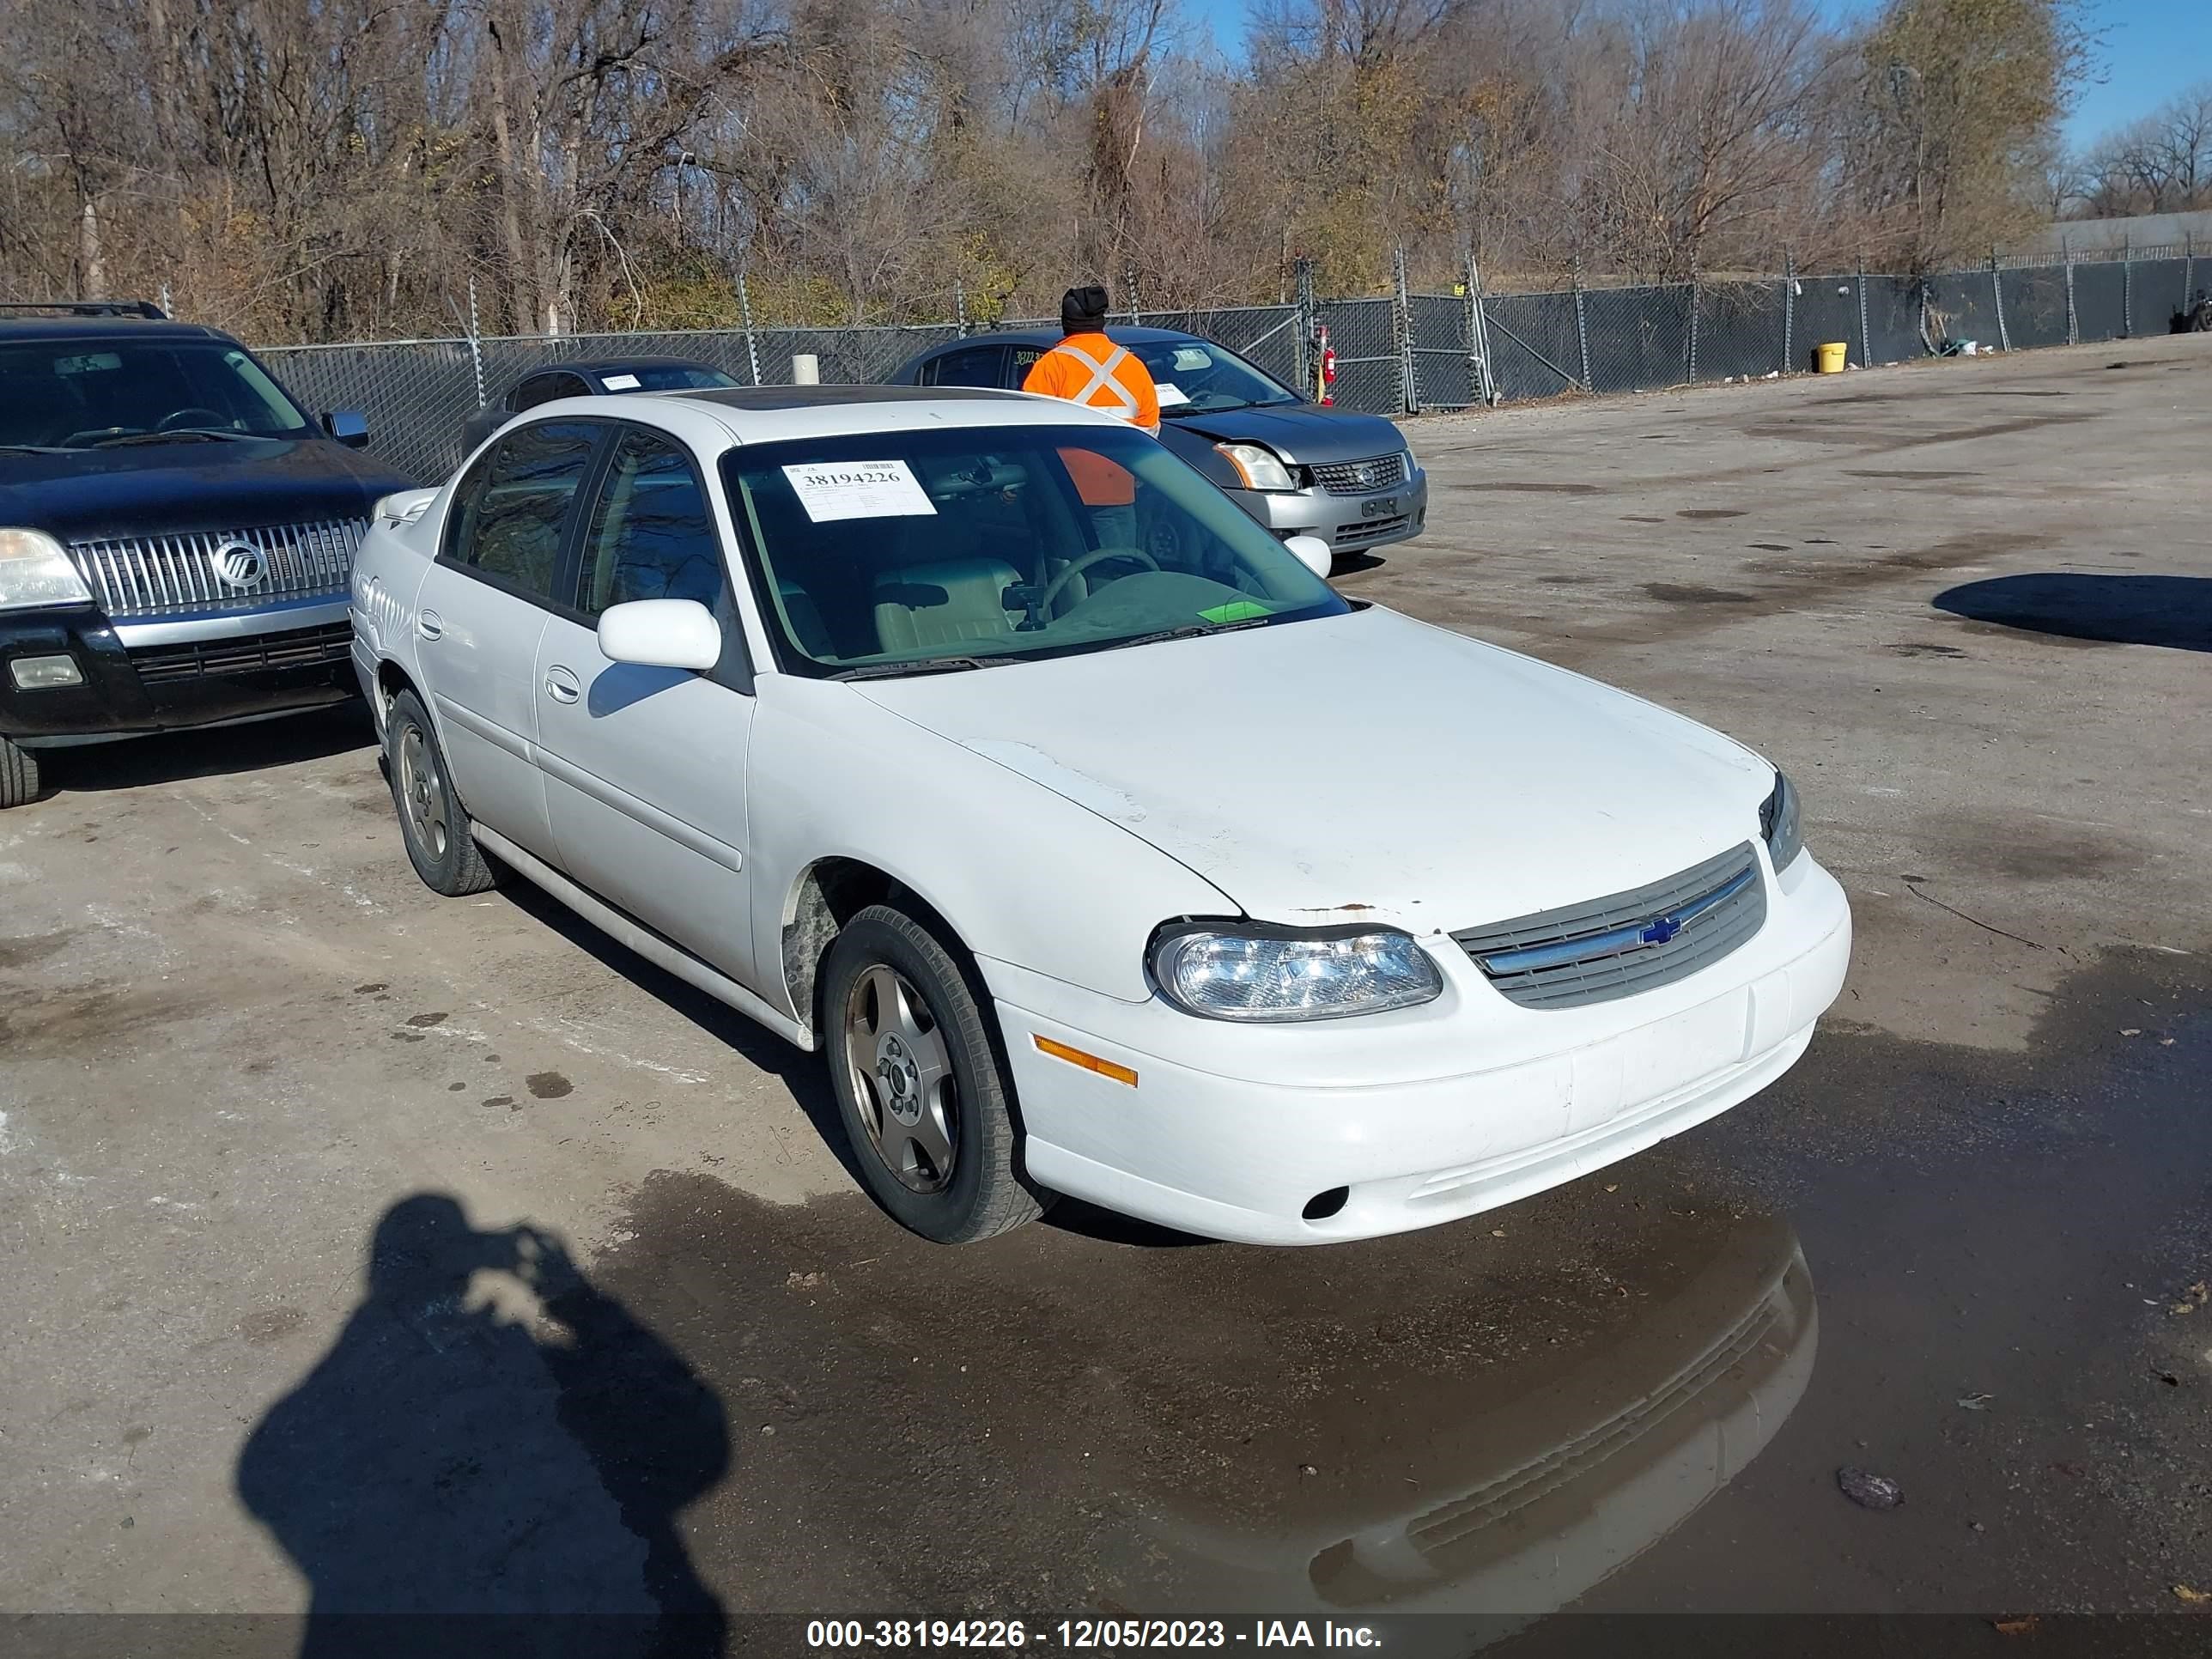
[259,246,2209,483]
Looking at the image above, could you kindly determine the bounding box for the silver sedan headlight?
[1214,441,1300,493]
[1761,770,1804,871]
[1150,922,1443,1022]
[0,527,93,612]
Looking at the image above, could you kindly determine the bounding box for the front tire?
[385,688,494,896]
[0,735,39,809]
[823,905,1043,1243]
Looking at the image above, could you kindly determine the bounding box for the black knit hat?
[1060,284,1111,333]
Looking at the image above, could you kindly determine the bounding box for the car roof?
[523,356,726,379]
[523,383,1122,448]
[0,316,236,346]
[932,325,1205,350]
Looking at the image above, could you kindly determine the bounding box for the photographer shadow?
[236,1194,728,1657]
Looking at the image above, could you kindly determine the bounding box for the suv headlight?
[1760,770,1803,872]
[1215,441,1300,492]
[0,527,92,612]
[1150,921,1443,1022]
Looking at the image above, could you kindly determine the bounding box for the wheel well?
[374,659,418,731]
[781,859,966,1041]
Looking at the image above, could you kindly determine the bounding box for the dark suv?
[0,302,410,806]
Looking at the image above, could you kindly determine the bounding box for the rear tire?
[385,689,495,896]
[0,736,39,809]
[823,904,1043,1243]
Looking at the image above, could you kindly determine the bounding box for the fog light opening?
[1302,1186,1350,1222]
[9,653,83,691]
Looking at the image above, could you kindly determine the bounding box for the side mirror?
[324,410,370,449]
[597,599,722,673]
[1285,534,1335,580]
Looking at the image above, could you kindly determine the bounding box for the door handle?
[415,609,442,642]
[544,665,580,704]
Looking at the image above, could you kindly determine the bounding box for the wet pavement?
[2,334,2209,1650]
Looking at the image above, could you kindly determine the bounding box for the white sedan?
[350,386,1850,1246]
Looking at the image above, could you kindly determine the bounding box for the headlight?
[1150,922,1443,1022]
[1215,441,1300,492]
[0,527,92,613]
[1760,771,1803,872]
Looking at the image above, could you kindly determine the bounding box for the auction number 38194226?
[804,1619,1384,1648]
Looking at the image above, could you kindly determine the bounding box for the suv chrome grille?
[1311,453,1407,496]
[67,520,366,621]
[1453,842,1766,1010]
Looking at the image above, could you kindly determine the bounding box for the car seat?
[872,557,1024,653]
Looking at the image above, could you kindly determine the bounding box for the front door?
[532,424,757,983]
[414,419,602,860]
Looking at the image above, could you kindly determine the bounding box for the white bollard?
[792,353,820,385]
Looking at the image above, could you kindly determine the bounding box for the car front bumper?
[985,852,1850,1245]
[1225,465,1430,555]
[0,599,358,747]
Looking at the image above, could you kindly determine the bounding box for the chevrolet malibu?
[350,386,1850,1246]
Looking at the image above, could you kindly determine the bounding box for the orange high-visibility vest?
[1021,332,1163,433]
[1023,333,1158,507]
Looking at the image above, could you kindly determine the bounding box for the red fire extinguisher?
[1315,325,1337,405]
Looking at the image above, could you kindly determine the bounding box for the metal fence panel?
[2072,262,2128,341]
[2133,258,2193,331]
[1313,296,1402,414]
[1580,283,1692,392]
[2002,267,2069,350]
[1483,291,1586,399]
[1789,275,1865,370]
[1864,277,1923,362]
[1926,270,2000,353]
[1407,293,1476,410]
[1694,282,1786,381]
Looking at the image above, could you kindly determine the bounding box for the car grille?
[1334,514,1409,545]
[130,621,355,686]
[68,520,366,622]
[1311,453,1407,496]
[1452,842,1766,1010]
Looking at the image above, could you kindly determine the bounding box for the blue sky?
[1184,0,2208,151]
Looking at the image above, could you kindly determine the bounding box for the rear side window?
[575,429,726,617]
[442,422,599,602]
[926,345,1009,388]
[510,372,588,412]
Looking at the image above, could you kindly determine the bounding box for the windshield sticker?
[600,372,641,391]
[1198,599,1273,623]
[1172,348,1212,371]
[1152,382,1190,407]
[781,459,939,522]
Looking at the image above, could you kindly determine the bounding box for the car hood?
[1164,404,1407,466]
[0,437,411,542]
[854,606,1775,933]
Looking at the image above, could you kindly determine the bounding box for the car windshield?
[615,363,738,392]
[1009,337,1299,415]
[0,340,315,449]
[722,425,1348,678]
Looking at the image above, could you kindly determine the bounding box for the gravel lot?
[3,333,2207,1641]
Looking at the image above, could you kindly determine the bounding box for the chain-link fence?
[258,241,2210,483]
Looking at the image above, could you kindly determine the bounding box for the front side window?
[576,429,726,617]
[721,425,1347,678]
[443,421,599,603]
[0,340,317,449]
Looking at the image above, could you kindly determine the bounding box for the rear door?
[532,424,757,982]
[414,419,603,860]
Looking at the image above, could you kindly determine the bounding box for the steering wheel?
[157,407,229,432]
[1036,545,1163,613]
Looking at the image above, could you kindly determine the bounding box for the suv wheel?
[823,904,1044,1243]
[386,689,494,896]
[0,736,40,809]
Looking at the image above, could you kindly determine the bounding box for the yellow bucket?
[1814,341,1848,374]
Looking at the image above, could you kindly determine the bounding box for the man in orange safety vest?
[1022,286,1158,543]
[1021,285,1161,435]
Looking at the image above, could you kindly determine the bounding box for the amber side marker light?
[1032,1035,1139,1087]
